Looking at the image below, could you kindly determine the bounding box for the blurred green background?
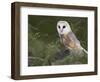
[28,15,88,66]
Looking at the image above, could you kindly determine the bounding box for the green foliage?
[28,15,88,66]
[52,53,87,65]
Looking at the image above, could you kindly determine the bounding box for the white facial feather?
[57,21,71,35]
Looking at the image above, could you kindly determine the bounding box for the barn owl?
[57,21,88,54]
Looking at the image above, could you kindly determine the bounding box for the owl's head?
[57,21,71,35]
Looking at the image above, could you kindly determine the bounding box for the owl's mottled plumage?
[60,32,81,50]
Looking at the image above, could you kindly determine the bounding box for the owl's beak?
[61,29,63,33]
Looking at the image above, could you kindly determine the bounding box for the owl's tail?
[81,47,88,54]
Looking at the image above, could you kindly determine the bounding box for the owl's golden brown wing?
[62,32,81,49]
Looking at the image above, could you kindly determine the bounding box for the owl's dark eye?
[58,25,60,29]
[63,26,66,28]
